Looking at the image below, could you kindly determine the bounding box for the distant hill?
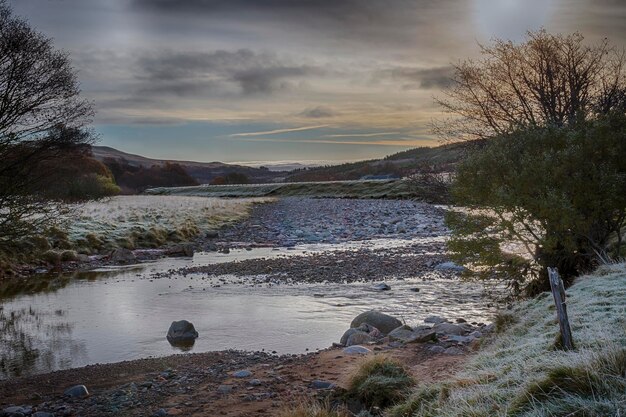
[286,141,478,182]
[92,146,284,185]
[93,140,478,189]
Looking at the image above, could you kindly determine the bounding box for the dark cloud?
[137,49,323,96]
[130,0,468,51]
[380,66,456,90]
[299,106,337,118]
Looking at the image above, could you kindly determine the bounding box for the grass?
[145,179,438,201]
[277,402,350,417]
[347,356,416,409]
[386,262,626,416]
[54,195,271,254]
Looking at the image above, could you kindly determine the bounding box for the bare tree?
[436,30,626,142]
[0,1,94,247]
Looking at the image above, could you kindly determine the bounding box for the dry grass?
[277,401,350,417]
[63,195,272,253]
[347,355,415,409]
[387,263,626,416]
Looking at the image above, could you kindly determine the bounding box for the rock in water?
[350,310,402,335]
[166,320,199,346]
[372,282,391,291]
[64,384,89,398]
[424,315,448,324]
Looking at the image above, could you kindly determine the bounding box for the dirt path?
[0,344,470,417]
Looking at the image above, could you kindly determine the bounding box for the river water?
[0,241,497,380]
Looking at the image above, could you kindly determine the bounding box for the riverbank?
[3,197,447,280]
[3,262,613,417]
[145,179,427,201]
[0,196,271,279]
[0,327,475,417]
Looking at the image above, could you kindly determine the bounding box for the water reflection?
[0,241,500,380]
[0,306,86,379]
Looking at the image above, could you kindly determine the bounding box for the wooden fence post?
[547,267,574,350]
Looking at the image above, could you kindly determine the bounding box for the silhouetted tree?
[441,31,626,294]
[436,30,626,141]
[0,1,94,246]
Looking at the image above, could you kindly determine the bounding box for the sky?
[8,0,626,164]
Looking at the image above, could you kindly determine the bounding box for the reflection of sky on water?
[0,241,500,379]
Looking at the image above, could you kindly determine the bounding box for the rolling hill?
[92,146,284,184]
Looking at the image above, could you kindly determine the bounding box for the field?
[145,179,424,200]
[59,195,271,253]
[387,263,626,416]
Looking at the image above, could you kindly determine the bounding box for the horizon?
[9,0,626,163]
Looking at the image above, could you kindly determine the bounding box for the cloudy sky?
[9,0,626,164]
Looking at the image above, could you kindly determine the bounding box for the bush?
[347,356,415,409]
[448,113,626,294]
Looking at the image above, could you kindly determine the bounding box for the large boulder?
[346,331,374,346]
[350,310,402,335]
[166,320,199,345]
[388,326,437,343]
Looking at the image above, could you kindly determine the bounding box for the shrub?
[60,250,78,262]
[41,250,61,264]
[347,356,415,409]
[448,113,626,294]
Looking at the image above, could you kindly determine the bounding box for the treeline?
[102,158,199,194]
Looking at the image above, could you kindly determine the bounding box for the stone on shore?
[345,331,374,346]
[433,322,471,336]
[109,248,136,263]
[388,326,437,344]
[372,282,391,291]
[342,345,372,355]
[64,384,89,398]
[350,310,402,335]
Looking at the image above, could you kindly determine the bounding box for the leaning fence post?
[547,267,574,350]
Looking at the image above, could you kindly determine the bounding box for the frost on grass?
[64,196,270,252]
[387,263,626,417]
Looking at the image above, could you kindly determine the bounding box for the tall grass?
[347,355,416,409]
[387,263,626,416]
[63,196,271,253]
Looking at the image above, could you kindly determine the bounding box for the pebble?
[232,370,252,378]
[63,385,89,399]
[310,380,336,389]
[217,385,234,394]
